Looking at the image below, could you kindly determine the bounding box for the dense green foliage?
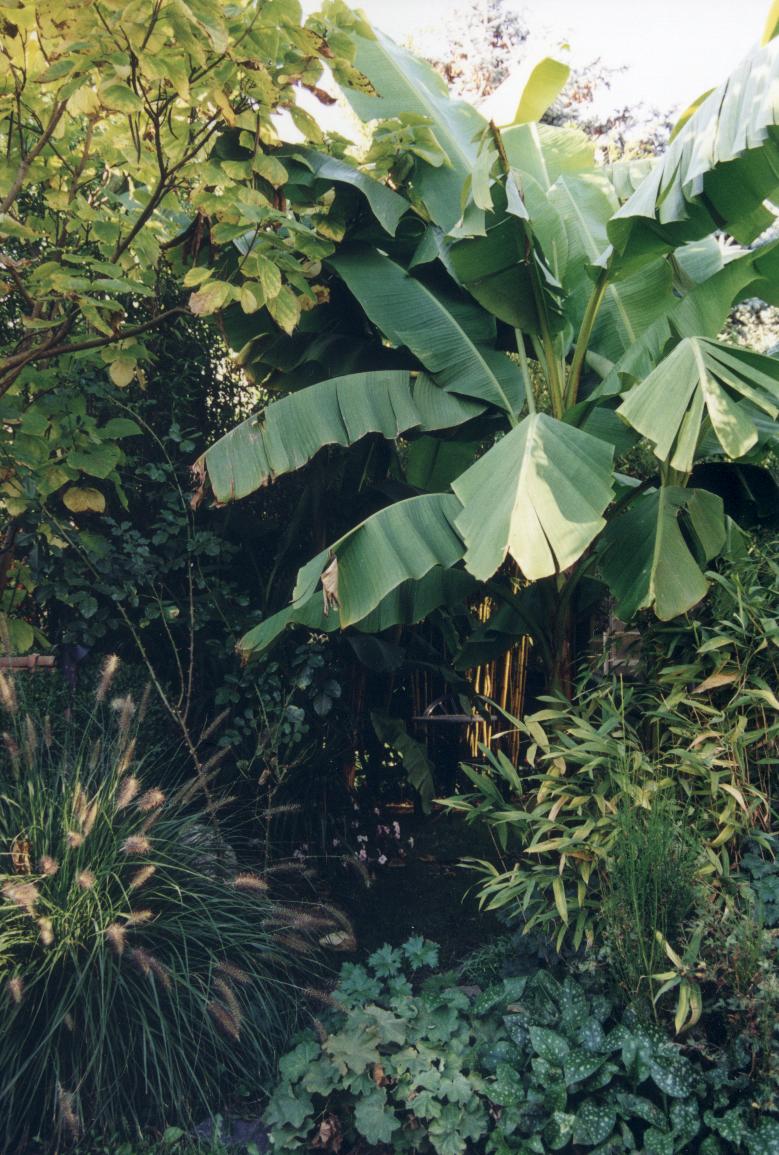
[266,937,779,1153]
[2,2,779,1151]
[197,8,779,696]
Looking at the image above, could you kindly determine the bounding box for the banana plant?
[198,2,779,692]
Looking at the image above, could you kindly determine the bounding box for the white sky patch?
[303,0,770,119]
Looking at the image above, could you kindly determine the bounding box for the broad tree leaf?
[343,26,487,233]
[452,414,615,582]
[598,487,726,620]
[62,486,106,513]
[618,338,779,471]
[0,615,35,654]
[609,38,779,258]
[330,247,525,415]
[201,370,481,503]
[291,147,407,235]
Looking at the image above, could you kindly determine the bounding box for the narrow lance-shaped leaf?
[617,337,779,472]
[200,370,482,503]
[598,487,726,621]
[452,414,615,582]
[330,247,525,415]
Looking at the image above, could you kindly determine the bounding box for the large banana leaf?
[449,123,596,326]
[200,370,482,503]
[440,206,564,332]
[598,487,726,620]
[595,240,779,397]
[291,148,408,235]
[330,247,525,415]
[617,338,779,472]
[405,435,482,492]
[452,414,615,581]
[308,493,464,625]
[343,26,487,233]
[278,492,465,635]
[609,38,779,258]
[548,173,675,363]
[238,566,475,657]
[480,54,570,127]
[503,123,595,189]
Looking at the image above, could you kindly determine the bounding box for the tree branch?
[1,99,68,215]
[0,307,188,395]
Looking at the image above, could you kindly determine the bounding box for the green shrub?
[444,680,768,953]
[265,938,779,1153]
[0,670,323,1150]
[642,533,779,813]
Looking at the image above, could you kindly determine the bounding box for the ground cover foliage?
[265,936,779,1154]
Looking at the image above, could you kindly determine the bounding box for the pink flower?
[358,848,367,862]
[378,854,387,865]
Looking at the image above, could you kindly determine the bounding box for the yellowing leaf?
[717,782,748,811]
[692,670,739,693]
[762,0,779,42]
[254,255,282,301]
[267,285,301,335]
[481,53,571,127]
[552,877,569,925]
[189,281,232,316]
[62,487,105,513]
[239,282,265,314]
[674,981,690,1034]
[252,154,288,187]
[108,358,136,388]
[182,266,213,288]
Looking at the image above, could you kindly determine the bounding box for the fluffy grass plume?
[0,670,318,1150]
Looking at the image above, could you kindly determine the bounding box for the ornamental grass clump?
[0,667,321,1151]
